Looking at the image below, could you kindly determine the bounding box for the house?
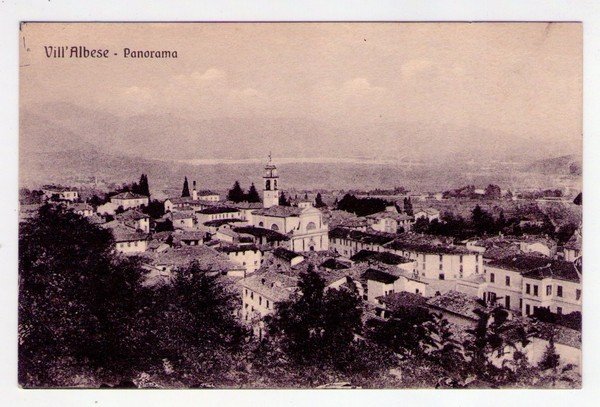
[563,228,582,262]
[172,230,204,246]
[144,245,245,277]
[110,192,149,210]
[361,268,427,303]
[116,209,150,233]
[329,227,396,258]
[196,206,241,224]
[170,211,196,230]
[69,202,94,217]
[319,258,351,271]
[414,208,441,222]
[215,228,254,245]
[111,226,149,254]
[426,290,487,328]
[42,186,79,202]
[518,236,557,257]
[271,247,305,268]
[232,201,264,223]
[239,272,298,338]
[350,250,416,273]
[383,239,482,281]
[484,254,582,316]
[218,245,263,276]
[456,273,486,298]
[374,291,428,319]
[366,210,414,233]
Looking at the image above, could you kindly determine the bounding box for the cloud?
[400,59,434,78]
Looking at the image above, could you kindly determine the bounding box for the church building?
[249,155,329,252]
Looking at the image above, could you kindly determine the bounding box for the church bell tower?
[263,152,280,208]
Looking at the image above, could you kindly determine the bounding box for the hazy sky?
[20,22,582,154]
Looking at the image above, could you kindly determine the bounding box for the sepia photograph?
[18,22,582,390]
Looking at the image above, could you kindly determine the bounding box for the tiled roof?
[171,211,195,220]
[367,211,413,222]
[70,203,93,212]
[273,247,304,262]
[145,245,242,273]
[362,268,399,284]
[238,272,298,302]
[350,250,412,265]
[483,245,523,261]
[378,291,427,311]
[329,227,396,246]
[384,239,474,255]
[203,218,245,227]
[197,206,239,215]
[218,244,261,254]
[252,205,303,218]
[532,321,581,349]
[233,226,290,242]
[231,202,264,210]
[522,260,580,283]
[116,209,149,221]
[178,231,205,241]
[320,258,351,270]
[111,192,148,200]
[111,225,149,242]
[426,290,486,320]
[415,208,440,216]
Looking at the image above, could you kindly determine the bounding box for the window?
[526,284,531,294]
[546,285,552,296]
[271,224,279,231]
[307,222,316,230]
[557,285,563,297]
[505,276,510,286]
[475,265,479,274]
[439,264,443,271]
[576,289,582,300]
[439,254,443,262]
[533,285,539,296]
[259,297,262,306]
[505,295,511,309]
[557,307,563,315]
[460,255,463,263]
[266,300,270,309]
[490,273,495,283]
[258,222,264,227]
[250,292,254,299]
[525,304,531,315]
[439,273,445,280]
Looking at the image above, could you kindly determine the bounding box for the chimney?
[192,181,198,200]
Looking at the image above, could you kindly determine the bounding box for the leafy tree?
[155,219,174,232]
[412,217,430,234]
[266,266,363,368]
[227,181,245,203]
[314,193,326,208]
[471,205,496,235]
[19,204,147,387]
[279,192,291,206]
[142,199,165,219]
[135,174,150,197]
[337,194,390,217]
[245,183,261,203]
[89,194,107,207]
[484,184,502,200]
[367,303,432,357]
[403,197,414,216]
[181,177,191,198]
[422,313,466,373]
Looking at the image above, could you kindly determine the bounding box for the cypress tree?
[181,177,190,198]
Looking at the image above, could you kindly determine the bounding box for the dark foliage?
[314,193,327,208]
[227,181,245,203]
[181,177,190,198]
[141,199,165,219]
[265,266,363,370]
[245,183,261,203]
[337,194,390,217]
[278,192,291,206]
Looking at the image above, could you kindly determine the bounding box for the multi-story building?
[483,254,582,316]
[110,192,149,210]
[218,245,264,276]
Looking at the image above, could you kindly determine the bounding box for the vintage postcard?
[18,22,582,389]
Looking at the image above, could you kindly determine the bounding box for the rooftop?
[384,239,474,255]
[116,209,149,221]
[203,218,245,227]
[197,206,239,215]
[426,290,486,320]
[378,291,428,312]
[362,268,399,284]
[111,225,149,243]
[233,226,290,242]
[350,250,412,265]
[218,244,261,254]
[238,272,298,302]
[564,229,582,251]
[329,227,396,246]
[252,205,303,218]
[111,192,148,200]
[273,247,304,262]
[320,258,351,270]
[143,245,243,273]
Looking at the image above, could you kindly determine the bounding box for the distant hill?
[528,155,582,176]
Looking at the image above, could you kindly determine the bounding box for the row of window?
[117,241,142,248]
[244,289,271,310]
[490,272,581,300]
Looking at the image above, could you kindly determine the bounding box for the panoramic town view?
[18,23,582,389]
